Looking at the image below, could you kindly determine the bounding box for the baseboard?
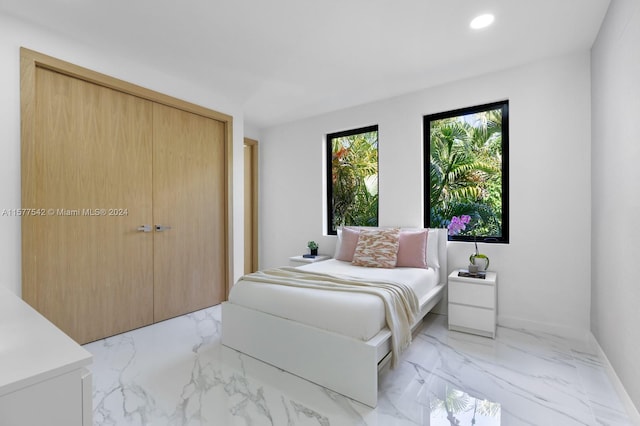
[497,314,590,341]
[590,334,640,424]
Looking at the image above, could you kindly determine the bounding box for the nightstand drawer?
[449,304,495,336]
[449,281,495,309]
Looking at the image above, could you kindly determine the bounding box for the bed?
[221,227,447,407]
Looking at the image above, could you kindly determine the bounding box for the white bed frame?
[221,228,447,408]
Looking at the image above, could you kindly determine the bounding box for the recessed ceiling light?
[470,14,495,30]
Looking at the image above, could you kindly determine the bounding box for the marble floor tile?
[84,306,634,426]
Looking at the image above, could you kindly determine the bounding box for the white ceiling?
[0,0,611,129]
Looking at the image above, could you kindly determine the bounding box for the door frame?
[243,138,259,273]
[20,47,234,298]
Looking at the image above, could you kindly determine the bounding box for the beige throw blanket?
[240,267,420,367]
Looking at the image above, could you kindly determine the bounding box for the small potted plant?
[307,241,319,256]
[469,238,490,271]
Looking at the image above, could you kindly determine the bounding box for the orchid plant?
[448,215,490,270]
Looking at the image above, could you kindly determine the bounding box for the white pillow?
[335,227,360,262]
[427,228,440,269]
[334,228,343,258]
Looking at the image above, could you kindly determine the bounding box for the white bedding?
[228,259,439,342]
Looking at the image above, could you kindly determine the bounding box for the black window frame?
[423,101,509,243]
[326,124,379,236]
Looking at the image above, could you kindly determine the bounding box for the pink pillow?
[335,227,360,262]
[396,230,428,268]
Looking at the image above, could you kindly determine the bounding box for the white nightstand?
[448,270,497,338]
[289,255,330,267]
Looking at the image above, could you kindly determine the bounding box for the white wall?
[243,123,262,142]
[0,14,246,295]
[591,0,640,413]
[261,52,593,337]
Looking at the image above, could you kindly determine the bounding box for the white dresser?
[0,286,93,426]
[448,270,498,338]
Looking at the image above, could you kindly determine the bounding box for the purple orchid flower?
[447,215,471,236]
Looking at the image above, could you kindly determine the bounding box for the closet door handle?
[137,225,152,232]
[155,225,172,232]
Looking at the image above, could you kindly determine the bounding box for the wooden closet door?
[23,68,154,344]
[152,103,226,321]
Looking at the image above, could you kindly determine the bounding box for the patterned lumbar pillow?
[352,228,400,268]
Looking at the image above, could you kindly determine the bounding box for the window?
[326,125,379,235]
[424,101,509,243]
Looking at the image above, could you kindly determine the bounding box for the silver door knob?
[155,225,172,232]
[137,225,152,232]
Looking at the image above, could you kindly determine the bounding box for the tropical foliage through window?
[425,101,509,243]
[326,125,378,235]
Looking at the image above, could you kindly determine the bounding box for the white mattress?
[228,259,439,342]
